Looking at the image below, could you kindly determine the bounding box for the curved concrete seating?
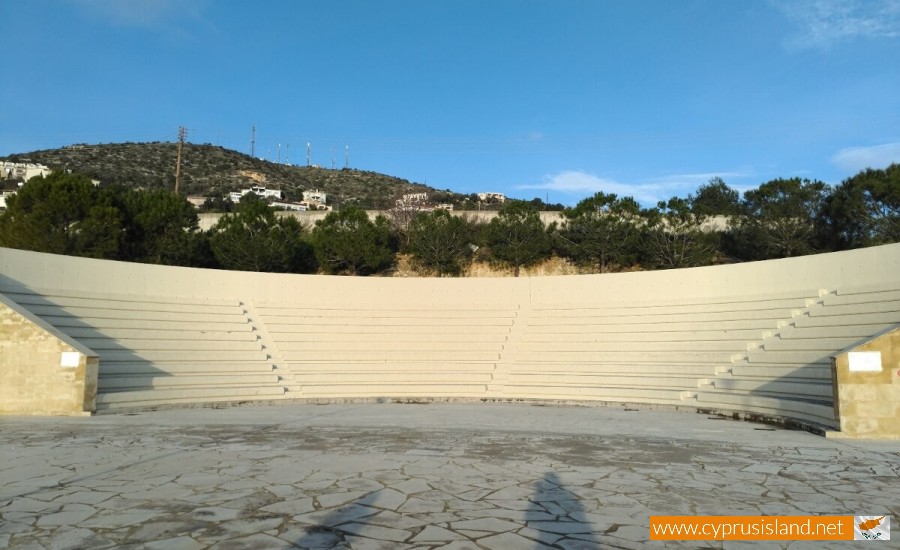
[1,244,898,429]
[256,303,516,398]
[0,286,286,411]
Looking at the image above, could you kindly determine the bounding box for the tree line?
[0,166,897,276]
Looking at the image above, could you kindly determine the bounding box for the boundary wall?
[1,245,898,434]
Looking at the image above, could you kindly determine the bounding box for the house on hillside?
[477,192,506,203]
[302,189,327,204]
[1,162,51,182]
[229,186,284,202]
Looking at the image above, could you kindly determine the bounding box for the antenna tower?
[174,126,187,194]
[331,147,335,170]
[345,145,349,169]
[250,125,256,157]
[307,142,311,167]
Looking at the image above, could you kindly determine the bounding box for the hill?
[1,142,452,209]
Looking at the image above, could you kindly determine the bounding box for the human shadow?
[525,471,600,548]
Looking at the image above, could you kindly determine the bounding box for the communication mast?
[345,145,349,169]
[307,142,311,167]
[174,126,187,194]
[331,147,335,170]
[250,125,256,157]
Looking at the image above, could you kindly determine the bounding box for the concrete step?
[255,306,517,318]
[534,288,821,311]
[273,332,508,344]
[273,324,512,335]
[294,372,494,384]
[96,385,287,407]
[760,337,863,352]
[6,293,242,315]
[1,288,240,308]
[286,361,495,373]
[792,311,899,328]
[809,301,900,317]
[774,324,889,340]
[709,378,832,398]
[27,305,246,323]
[822,288,900,306]
[64,327,259,341]
[99,373,281,390]
[529,308,802,325]
[296,387,490,398]
[745,350,834,365]
[510,363,717,376]
[518,341,750,353]
[531,297,812,317]
[729,364,831,380]
[522,329,768,343]
[502,385,686,404]
[282,350,500,362]
[694,391,836,427]
[41,316,252,332]
[835,282,900,296]
[506,374,701,389]
[98,349,269,362]
[78,338,264,352]
[526,319,780,333]
[280,341,504,352]
[101,361,276,375]
[263,317,515,327]
[506,350,734,364]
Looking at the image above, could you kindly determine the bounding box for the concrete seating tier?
[508,291,826,414]
[0,285,287,411]
[694,282,900,427]
[255,303,516,398]
[2,245,898,429]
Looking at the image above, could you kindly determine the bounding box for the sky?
[2,0,899,206]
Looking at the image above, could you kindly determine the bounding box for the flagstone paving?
[1,403,898,549]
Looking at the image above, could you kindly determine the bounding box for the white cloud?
[65,0,213,36]
[517,170,750,206]
[831,142,900,172]
[68,0,179,27]
[776,0,900,49]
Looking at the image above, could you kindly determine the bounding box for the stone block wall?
[0,294,98,415]
[830,328,900,439]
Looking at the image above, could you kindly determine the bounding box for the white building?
[402,192,428,203]
[0,190,16,209]
[1,162,52,182]
[229,186,284,202]
[477,192,506,203]
[272,201,308,211]
[302,189,327,204]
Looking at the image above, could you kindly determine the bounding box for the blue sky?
[2,0,899,205]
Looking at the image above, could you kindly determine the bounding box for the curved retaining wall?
[1,244,899,430]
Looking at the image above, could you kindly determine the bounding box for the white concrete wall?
[1,244,898,426]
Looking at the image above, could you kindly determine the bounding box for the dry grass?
[390,254,593,278]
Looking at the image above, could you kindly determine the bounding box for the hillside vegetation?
[2,142,439,208]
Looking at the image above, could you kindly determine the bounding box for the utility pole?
[250,125,256,157]
[175,126,186,194]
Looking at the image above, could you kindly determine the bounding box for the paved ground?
[1,403,898,549]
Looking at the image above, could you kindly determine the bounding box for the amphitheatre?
[1,244,899,548]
